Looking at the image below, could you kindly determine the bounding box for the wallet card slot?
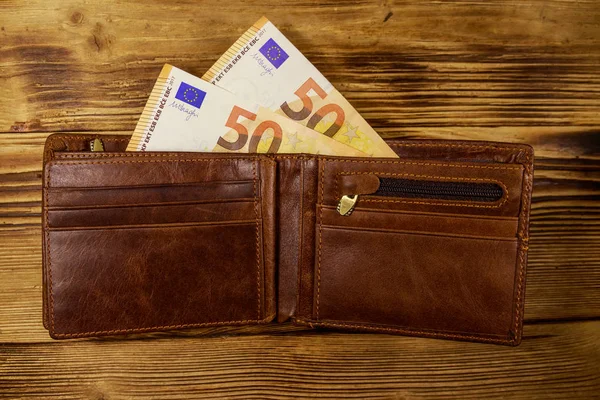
[313,224,519,340]
[47,221,267,338]
[47,200,257,228]
[47,180,255,208]
[47,219,257,231]
[46,154,265,188]
[319,205,518,239]
[319,224,517,242]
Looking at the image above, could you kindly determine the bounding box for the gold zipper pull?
[337,194,359,216]
[90,138,104,152]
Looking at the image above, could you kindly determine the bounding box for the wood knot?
[71,11,84,24]
[89,22,115,52]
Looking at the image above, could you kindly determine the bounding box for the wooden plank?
[1,321,599,399]
[0,1,599,397]
[1,0,599,143]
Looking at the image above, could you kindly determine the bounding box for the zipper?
[337,177,503,216]
[375,178,503,202]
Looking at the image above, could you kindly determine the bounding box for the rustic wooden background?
[1,0,599,398]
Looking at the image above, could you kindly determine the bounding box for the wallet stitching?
[253,160,261,320]
[513,153,533,343]
[515,243,526,343]
[47,134,528,151]
[53,136,130,141]
[45,157,264,337]
[296,160,305,317]
[55,153,257,159]
[46,135,130,162]
[46,134,532,162]
[320,159,522,170]
[294,319,512,344]
[316,161,325,320]
[50,317,273,339]
[274,155,311,160]
[513,160,533,344]
[45,168,55,335]
[388,142,525,151]
[334,172,509,209]
[48,159,260,166]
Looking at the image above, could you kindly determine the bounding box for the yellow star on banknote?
[344,124,360,142]
[287,132,302,149]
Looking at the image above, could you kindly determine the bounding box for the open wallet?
[42,133,534,345]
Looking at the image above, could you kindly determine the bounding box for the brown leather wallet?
[42,133,534,345]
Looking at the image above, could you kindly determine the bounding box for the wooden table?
[1,1,599,398]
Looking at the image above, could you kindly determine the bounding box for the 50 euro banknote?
[202,17,397,158]
[127,64,367,157]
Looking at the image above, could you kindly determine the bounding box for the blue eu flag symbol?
[175,82,206,109]
[259,38,289,69]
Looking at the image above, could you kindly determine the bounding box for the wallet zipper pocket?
[337,176,504,216]
[375,178,503,201]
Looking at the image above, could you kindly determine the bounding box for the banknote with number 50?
[202,17,398,158]
[127,64,367,157]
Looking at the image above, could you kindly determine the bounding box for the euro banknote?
[202,17,397,158]
[127,64,367,157]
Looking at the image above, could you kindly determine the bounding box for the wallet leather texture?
[42,134,534,345]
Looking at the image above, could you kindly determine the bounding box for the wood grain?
[1,0,599,156]
[1,322,599,399]
[0,0,599,398]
